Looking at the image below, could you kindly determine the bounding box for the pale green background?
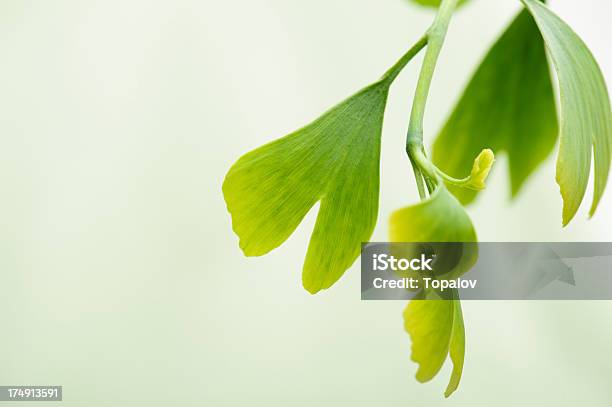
[1,0,612,406]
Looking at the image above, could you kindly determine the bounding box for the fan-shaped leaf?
[523,0,612,224]
[404,289,465,398]
[433,10,558,204]
[390,186,477,243]
[390,185,474,396]
[223,80,391,294]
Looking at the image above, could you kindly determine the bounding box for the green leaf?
[445,295,465,397]
[403,289,465,398]
[389,186,477,243]
[408,0,469,9]
[433,9,558,204]
[389,185,474,396]
[223,80,391,294]
[522,0,612,224]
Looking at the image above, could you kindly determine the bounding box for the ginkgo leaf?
[445,294,465,397]
[409,0,470,9]
[433,9,558,204]
[404,289,465,398]
[223,80,391,294]
[390,186,477,243]
[389,185,475,396]
[389,187,478,281]
[523,0,612,225]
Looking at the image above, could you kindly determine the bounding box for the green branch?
[406,0,460,198]
[408,0,459,145]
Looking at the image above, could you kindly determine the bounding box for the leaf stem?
[407,0,459,146]
[382,36,428,84]
[411,164,428,199]
[405,0,459,199]
[410,146,441,184]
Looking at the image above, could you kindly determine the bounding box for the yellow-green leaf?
[404,289,465,398]
[223,81,390,294]
[390,186,474,396]
[390,186,478,280]
[445,294,465,397]
[390,186,477,243]
[433,9,558,204]
[523,0,612,224]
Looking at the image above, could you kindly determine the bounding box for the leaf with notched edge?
[433,9,558,205]
[404,289,465,398]
[390,185,475,397]
[223,80,391,294]
[523,0,612,225]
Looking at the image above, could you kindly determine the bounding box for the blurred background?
[1,0,612,405]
